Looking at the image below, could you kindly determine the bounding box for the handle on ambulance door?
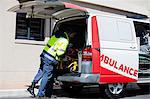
[130,47,136,49]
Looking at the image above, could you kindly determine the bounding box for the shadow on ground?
[52,84,150,99]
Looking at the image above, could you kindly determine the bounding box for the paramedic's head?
[54,31,61,38]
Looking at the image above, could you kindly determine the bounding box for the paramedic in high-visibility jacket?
[27,33,61,97]
[38,32,69,98]
[28,32,69,98]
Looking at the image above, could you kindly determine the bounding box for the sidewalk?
[0,89,36,98]
[0,85,61,98]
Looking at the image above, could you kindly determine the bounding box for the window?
[117,21,133,41]
[16,13,45,41]
[134,21,150,45]
[97,16,119,41]
[97,16,133,42]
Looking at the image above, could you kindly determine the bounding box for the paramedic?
[37,32,69,98]
[27,34,60,97]
[44,32,78,98]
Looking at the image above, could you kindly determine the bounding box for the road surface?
[0,84,149,99]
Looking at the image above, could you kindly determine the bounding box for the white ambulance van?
[9,1,150,98]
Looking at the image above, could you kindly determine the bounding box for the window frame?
[15,13,45,41]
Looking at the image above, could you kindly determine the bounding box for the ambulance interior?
[134,21,150,55]
[134,21,150,78]
[53,17,87,75]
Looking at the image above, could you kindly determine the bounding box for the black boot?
[27,82,36,97]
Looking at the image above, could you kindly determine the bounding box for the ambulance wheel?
[61,82,83,95]
[105,83,126,99]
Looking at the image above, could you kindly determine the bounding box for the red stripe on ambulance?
[91,16,101,73]
[100,67,137,83]
[100,54,138,83]
[100,54,138,77]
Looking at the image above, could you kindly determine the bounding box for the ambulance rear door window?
[97,16,119,42]
[117,20,133,42]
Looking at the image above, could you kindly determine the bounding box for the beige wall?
[122,0,150,17]
[0,0,45,89]
[75,0,150,17]
[125,0,150,17]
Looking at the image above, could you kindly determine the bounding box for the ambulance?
[9,0,150,98]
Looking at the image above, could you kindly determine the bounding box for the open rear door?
[8,0,87,19]
[91,15,139,84]
[99,16,139,83]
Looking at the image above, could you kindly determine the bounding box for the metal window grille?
[16,13,45,41]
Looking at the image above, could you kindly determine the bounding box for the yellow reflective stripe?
[54,42,63,51]
[56,38,68,56]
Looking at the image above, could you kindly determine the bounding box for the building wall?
[75,0,150,17]
[124,0,150,17]
[0,0,45,89]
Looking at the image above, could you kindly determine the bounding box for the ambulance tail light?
[81,46,92,73]
[82,47,92,61]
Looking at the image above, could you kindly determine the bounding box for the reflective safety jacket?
[43,36,58,52]
[48,37,69,60]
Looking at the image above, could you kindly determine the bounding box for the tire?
[105,83,126,99]
[61,82,83,95]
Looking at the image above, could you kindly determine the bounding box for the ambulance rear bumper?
[57,73,100,83]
